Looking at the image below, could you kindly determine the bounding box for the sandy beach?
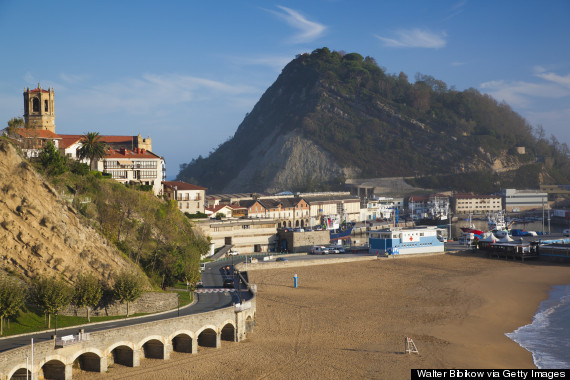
[75,253,570,379]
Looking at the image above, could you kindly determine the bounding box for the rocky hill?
[0,140,146,285]
[177,47,570,193]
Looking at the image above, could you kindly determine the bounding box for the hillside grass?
[0,291,193,338]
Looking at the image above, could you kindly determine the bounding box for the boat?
[323,215,354,241]
[330,224,354,241]
[487,211,507,231]
[460,212,485,237]
[417,196,449,225]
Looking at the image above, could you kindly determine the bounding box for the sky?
[1,0,569,179]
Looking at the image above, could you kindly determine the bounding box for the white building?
[503,189,548,212]
[96,147,165,195]
[161,181,206,214]
[453,193,502,214]
[361,197,394,221]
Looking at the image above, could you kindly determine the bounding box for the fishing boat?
[323,215,354,241]
[460,212,485,237]
[488,211,507,231]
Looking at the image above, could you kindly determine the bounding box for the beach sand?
[74,253,570,379]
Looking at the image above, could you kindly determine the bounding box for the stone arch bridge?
[0,298,256,380]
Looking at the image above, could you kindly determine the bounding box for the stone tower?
[23,84,55,133]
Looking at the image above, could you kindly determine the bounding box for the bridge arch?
[169,329,195,353]
[106,341,136,367]
[70,348,104,373]
[196,325,218,348]
[219,320,236,342]
[7,364,31,380]
[138,335,167,360]
[38,355,67,380]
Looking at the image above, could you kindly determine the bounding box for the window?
[44,100,48,112]
[32,98,40,112]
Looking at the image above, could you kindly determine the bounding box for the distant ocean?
[506,284,570,369]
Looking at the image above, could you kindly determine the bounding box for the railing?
[54,332,90,348]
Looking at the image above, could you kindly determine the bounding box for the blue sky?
[1,1,569,179]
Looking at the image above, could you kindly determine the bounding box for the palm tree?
[77,132,106,170]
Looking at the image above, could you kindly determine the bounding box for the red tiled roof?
[162,181,207,191]
[56,134,83,149]
[99,136,134,143]
[30,88,49,93]
[16,129,60,139]
[105,147,161,159]
[57,134,135,149]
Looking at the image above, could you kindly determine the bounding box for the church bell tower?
[23,84,55,133]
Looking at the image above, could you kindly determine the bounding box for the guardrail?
[54,332,90,348]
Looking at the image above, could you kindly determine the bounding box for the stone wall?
[278,230,330,253]
[59,292,180,317]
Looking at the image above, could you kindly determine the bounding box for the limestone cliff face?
[223,130,358,193]
[0,140,142,284]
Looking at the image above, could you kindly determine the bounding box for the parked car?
[326,246,340,254]
[228,250,239,256]
[276,257,288,262]
[311,245,328,255]
[196,280,204,288]
[200,263,206,272]
[563,229,570,237]
[329,245,345,253]
[223,278,235,288]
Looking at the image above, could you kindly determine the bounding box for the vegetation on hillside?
[177,47,570,193]
[33,142,209,290]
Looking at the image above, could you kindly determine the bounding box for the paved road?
[0,252,374,354]
[0,261,251,354]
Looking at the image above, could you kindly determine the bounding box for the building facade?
[161,181,206,214]
[453,193,502,214]
[96,147,165,195]
[502,188,548,212]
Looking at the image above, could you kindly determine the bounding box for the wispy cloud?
[231,55,294,72]
[450,61,465,67]
[375,29,447,48]
[60,73,89,85]
[444,0,467,21]
[267,6,326,44]
[535,72,570,89]
[480,69,570,108]
[64,73,260,114]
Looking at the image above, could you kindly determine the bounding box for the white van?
[311,246,328,255]
[200,263,206,272]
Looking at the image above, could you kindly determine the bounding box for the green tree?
[38,140,68,176]
[77,132,106,170]
[31,277,72,328]
[72,274,103,322]
[0,276,27,335]
[5,117,24,136]
[112,271,143,317]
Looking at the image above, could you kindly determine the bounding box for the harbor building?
[368,226,445,256]
[502,188,548,212]
[452,193,502,215]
